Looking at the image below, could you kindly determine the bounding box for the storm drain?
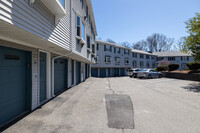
[105,94,134,129]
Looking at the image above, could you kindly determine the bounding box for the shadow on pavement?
[181,82,200,92]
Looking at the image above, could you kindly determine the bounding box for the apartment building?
[91,40,193,77]
[0,0,96,129]
[131,49,157,69]
[91,40,157,77]
[154,51,193,70]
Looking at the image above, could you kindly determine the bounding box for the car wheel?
[159,74,162,78]
[148,75,152,79]
[130,76,132,78]
[139,77,142,79]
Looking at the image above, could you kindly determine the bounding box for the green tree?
[183,13,200,61]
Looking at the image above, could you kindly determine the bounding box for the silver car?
[137,69,162,79]
[128,69,139,78]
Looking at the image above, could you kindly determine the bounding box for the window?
[151,56,155,60]
[140,54,144,58]
[146,62,150,68]
[146,55,150,59]
[116,48,120,54]
[92,44,95,54]
[114,47,119,53]
[124,58,129,65]
[140,61,144,67]
[133,61,137,67]
[80,0,84,8]
[87,36,91,48]
[115,57,120,65]
[96,43,99,50]
[182,63,187,69]
[168,57,175,61]
[104,45,112,52]
[105,56,111,64]
[181,56,189,61]
[132,53,137,58]
[81,22,85,40]
[124,49,129,55]
[59,0,65,8]
[157,57,164,61]
[152,63,155,68]
[76,16,81,37]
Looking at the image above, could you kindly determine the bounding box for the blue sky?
[91,0,200,44]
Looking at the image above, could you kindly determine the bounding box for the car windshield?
[129,70,134,72]
[138,69,147,72]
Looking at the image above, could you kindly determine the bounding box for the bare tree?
[120,41,131,48]
[132,40,148,51]
[173,37,185,51]
[146,33,174,52]
[106,38,116,44]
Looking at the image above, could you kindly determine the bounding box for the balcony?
[40,0,66,24]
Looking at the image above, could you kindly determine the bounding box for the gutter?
[51,0,73,97]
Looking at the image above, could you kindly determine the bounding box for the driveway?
[3,77,200,133]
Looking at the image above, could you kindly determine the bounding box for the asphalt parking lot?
[3,77,200,133]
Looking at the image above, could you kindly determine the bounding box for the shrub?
[158,60,169,70]
[157,66,166,71]
[187,62,200,70]
[168,64,179,71]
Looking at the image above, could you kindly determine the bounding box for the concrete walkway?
[3,77,200,133]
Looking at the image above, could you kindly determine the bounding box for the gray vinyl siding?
[93,43,132,68]
[158,56,194,70]
[71,0,95,60]
[0,0,71,50]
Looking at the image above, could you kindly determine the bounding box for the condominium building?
[0,0,96,129]
[91,40,157,77]
[154,51,194,70]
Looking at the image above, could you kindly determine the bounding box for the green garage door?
[85,64,88,79]
[40,52,47,103]
[76,61,81,84]
[120,68,125,76]
[91,68,98,77]
[108,68,112,77]
[114,68,119,77]
[100,68,106,78]
[0,46,31,128]
[54,58,68,95]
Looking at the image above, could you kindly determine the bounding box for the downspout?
[51,0,73,97]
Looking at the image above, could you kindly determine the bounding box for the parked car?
[137,69,162,79]
[128,68,140,78]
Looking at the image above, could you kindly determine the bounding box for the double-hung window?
[132,53,137,58]
[140,61,144,67]
[140,54,144,59]
[124,49,129,55]
[168,57,175,61]
[76,16,85,41]
[76,16,81,37]
[133,61,137,67]
[124,58,129,65]
[87,36,91,48]
[146,62,150,67]
[115,57,120,65]
[104,45,111,52]
[105,56,111,64]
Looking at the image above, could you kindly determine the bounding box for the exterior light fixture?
[28,0,35,6]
